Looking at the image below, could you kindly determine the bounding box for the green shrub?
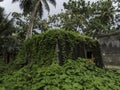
[1,58,120,90]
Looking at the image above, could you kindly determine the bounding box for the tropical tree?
[44,0,96,33]
[12,12,46,41]
[64,0,117,36]
[0,7,20,63]
[46,10,86,32]
[83,0,116,37]
[114,0,120,30]
[45,0,119,37]
[12,0,56,39]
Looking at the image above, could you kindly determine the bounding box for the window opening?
[87,51,93,59]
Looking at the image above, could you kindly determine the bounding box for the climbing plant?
[12,29,102,69]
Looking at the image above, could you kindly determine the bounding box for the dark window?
[87,51,92,59]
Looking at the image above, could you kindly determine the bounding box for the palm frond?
[42,0,50,12]
[48,0,56,7]
[20,0,33,13]
[38,1,43,18]
[12,0,33,14]
[12,0,19,3]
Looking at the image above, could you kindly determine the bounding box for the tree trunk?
[3,52,10,64]
[26,0,40,39]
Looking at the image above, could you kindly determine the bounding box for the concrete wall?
[99,34,120,66]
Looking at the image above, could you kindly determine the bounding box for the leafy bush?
[0,58,8,76]
[0,58,120,90]
[0,30,117,90]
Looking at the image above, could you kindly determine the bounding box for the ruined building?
[98,31,120,66]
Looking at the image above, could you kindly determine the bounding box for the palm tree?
[12,0,56,39]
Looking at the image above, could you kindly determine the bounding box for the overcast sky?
[0,0,97,18]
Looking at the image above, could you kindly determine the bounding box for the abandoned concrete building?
[98,32,120,67]
[18,30,104,68]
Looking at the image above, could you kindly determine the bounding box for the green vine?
[13,29,101,68]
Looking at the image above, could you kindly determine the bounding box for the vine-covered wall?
[14,29,103,68]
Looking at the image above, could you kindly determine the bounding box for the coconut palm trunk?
[26,0,40,39]
[12,0,56,39]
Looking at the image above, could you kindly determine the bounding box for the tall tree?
[12,0,56,39]
[64,0,117,36]
[84,0,116,36]
[0,7,20,63]
[12,12,44,41]
[45,0,119,37]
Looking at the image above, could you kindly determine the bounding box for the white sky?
[0,0,98,18]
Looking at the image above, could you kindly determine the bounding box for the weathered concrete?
[98,33,120,66]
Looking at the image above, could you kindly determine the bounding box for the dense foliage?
[0,7,20,64]
[11,29,101,69]
[0,58,120,90]
[0,30,118,90]
[43,0,120,37]
[0,30,119,90]
[0,1,120,90]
